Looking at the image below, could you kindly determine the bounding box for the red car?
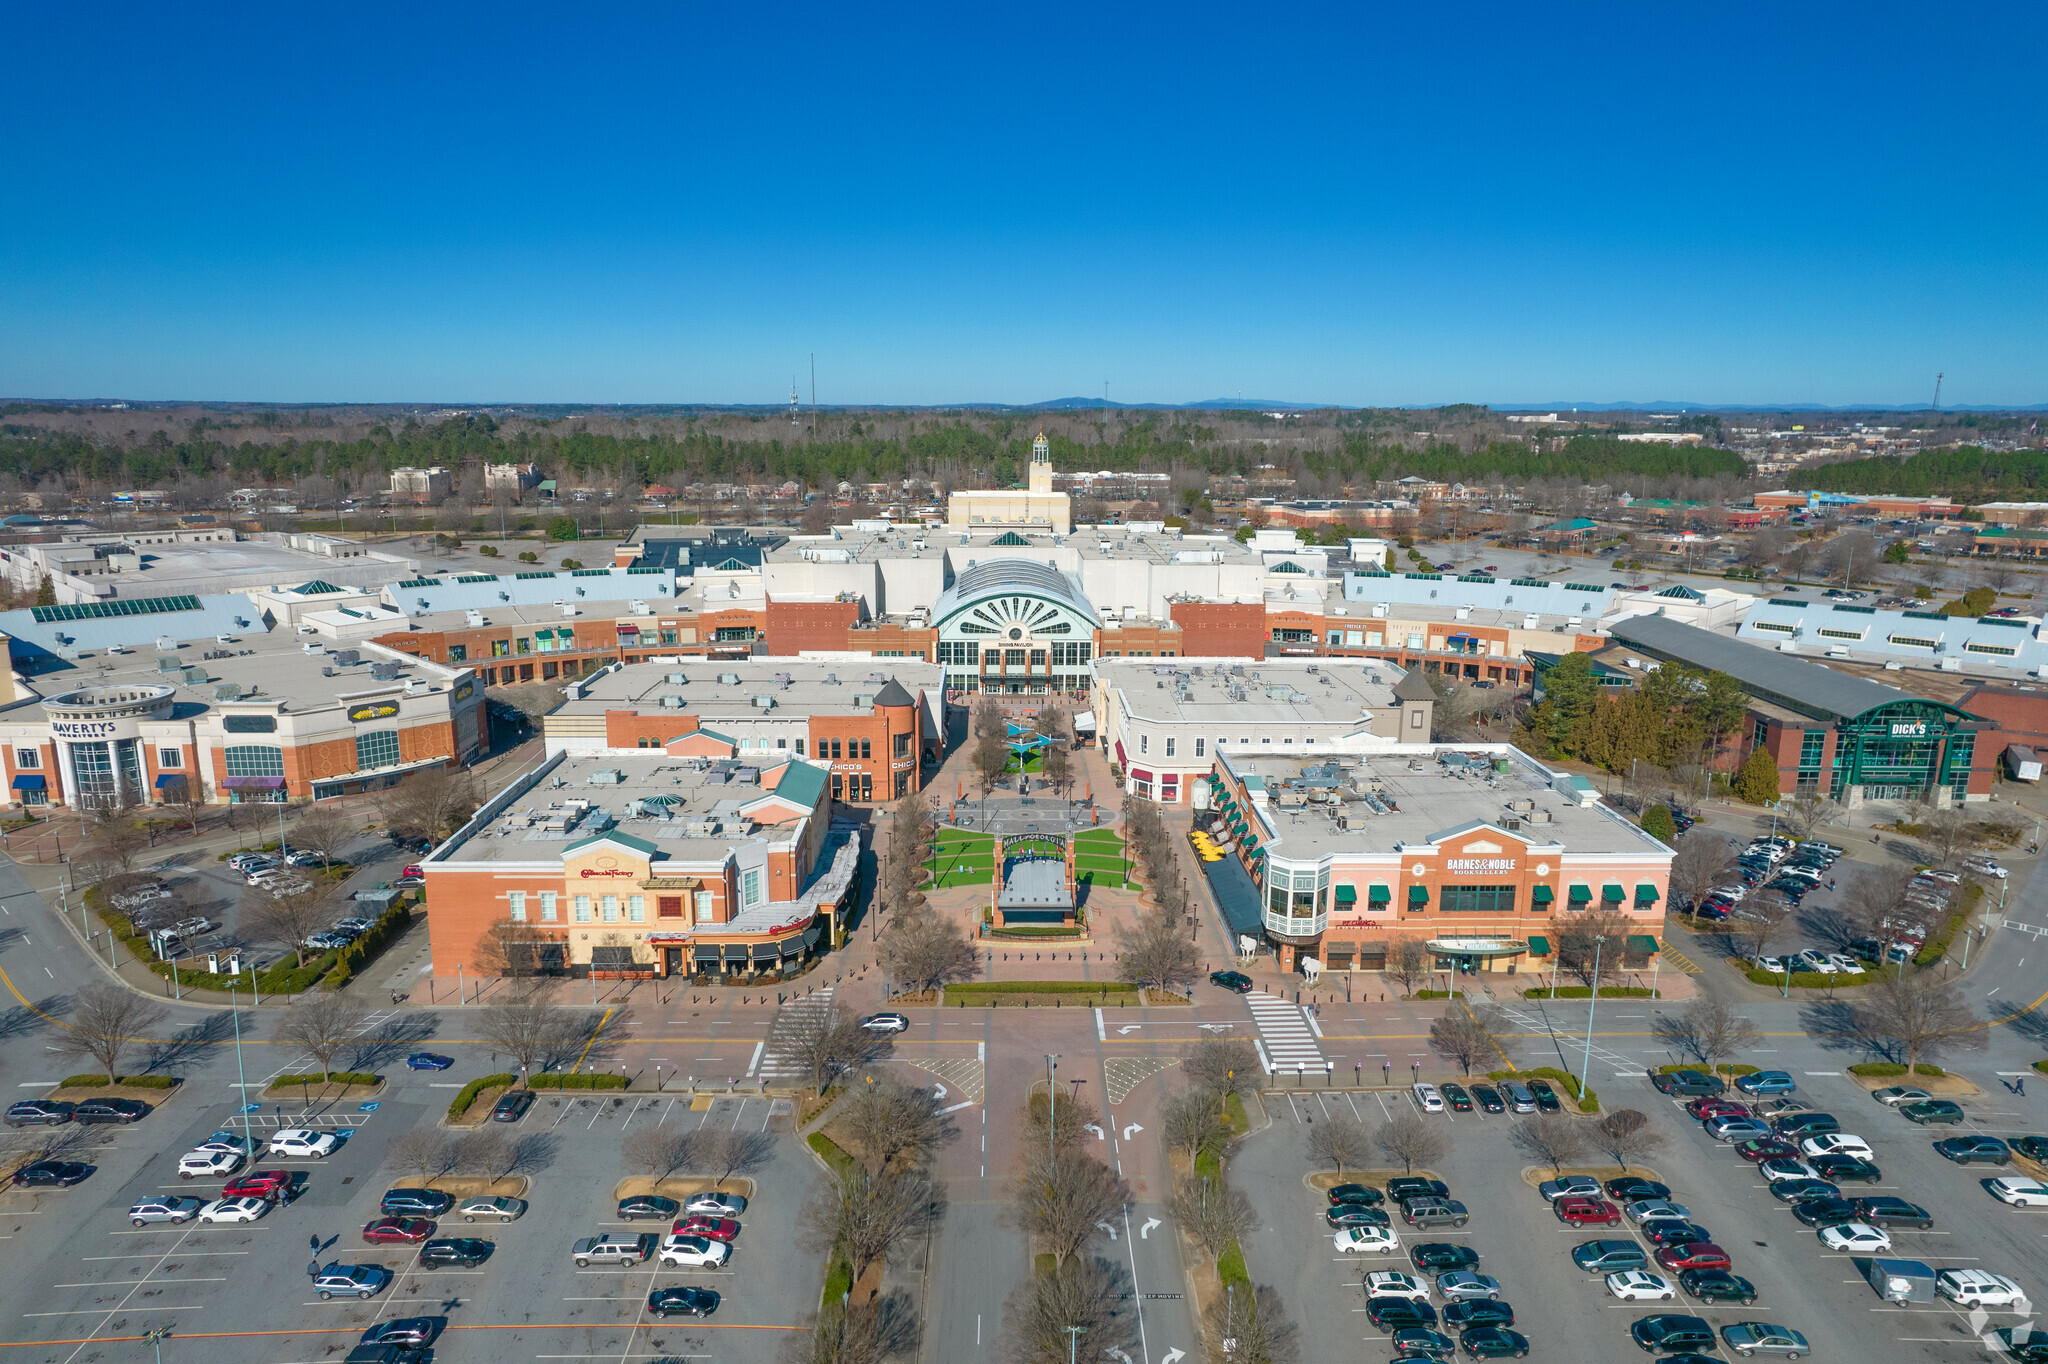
[671,1215,739,1242]
[1655,1242,1732,1272]
[223,1171,293,1201]
[1732,1137,1799,1163]
[1553,1197,1622,1226]
[362,1216,436,1244]
[1686,1098,1749,1122]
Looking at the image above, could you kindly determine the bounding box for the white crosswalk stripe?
[1245,990,1325,1073]
[759,988,836,1079]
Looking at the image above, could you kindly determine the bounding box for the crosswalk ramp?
[756,987,835,1080]
[1245,990,1325,1074]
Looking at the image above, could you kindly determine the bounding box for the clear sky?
[4,3,2043,408]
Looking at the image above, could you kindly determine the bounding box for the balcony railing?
[1264,908,1326,939]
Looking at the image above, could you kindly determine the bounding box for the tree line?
[1808,444,2048,499]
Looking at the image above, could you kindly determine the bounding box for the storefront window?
[628,895,645,923]
[1440,885,1517,913]
[540,892,558,922]
[224,745,283,777]
[355,730,401,770]
[508,891,526,922]
[601,894,620,922]
[574,894,592,923]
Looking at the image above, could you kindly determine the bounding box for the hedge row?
[1653,1062,1759,1077]
[448,1073,515,1120]
[60,1073,176,1089]
[324,901,415,988]
[1847,1062,1948,1078]
[267,1072,379,1089]
[1915,910,1968,968]
[1490,1065,1598,1112]
[527,1072,628,1090]
[946,980,1135,997]
[807,1131,856,1176]
[1523,986,1660,999]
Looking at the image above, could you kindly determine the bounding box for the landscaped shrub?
[448,1073,515,1120]
[1523,986,1659,998]
[1848,1061,1947,1078]
[807,1131,855,1175]
[1746,969,1872,989]
[1915,911,1967,967]
[324,902,414,987]
[526,1072,628,1090]
[61,1074,111,1088]
[267,1072,379,1090]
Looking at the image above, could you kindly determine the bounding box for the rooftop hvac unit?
[853,694,870,708]
[628,599,653,615]
[660,694,684,709]
[155,635,178,651]
[182,667,207,683]
[302,641,326,654]
[560,603,578,617]
[321,666,335,678]
[214,683,243,700]
[717,672,741,685]
[370,663,401,680]
[1524,809,1552,824]
[867,671,888,683]
[403,680,429,696]
[465,610,485,627]
[752,695,776,708]
[823,673,840,685]
[588,769,625,785]
[156,655,182,673]
[333,649,360,665]
[666,672,689,684]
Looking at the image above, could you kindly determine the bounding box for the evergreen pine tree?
[34,574,54,608]
[1733,746,1782,805]
[1642,805,1678,844]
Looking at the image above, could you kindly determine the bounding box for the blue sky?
[4,3,2043,408]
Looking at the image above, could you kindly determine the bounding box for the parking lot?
[0,1055,817,1364]
[1232,1069,2046,1363]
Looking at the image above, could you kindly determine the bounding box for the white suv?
[269,1129,339,1158]
[1936,1269,2027,1309]
[177,1148,244,1179]
[1412,1082,1444,1113]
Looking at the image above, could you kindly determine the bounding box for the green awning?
[1635,884,1659,904]
[1527,935,1551,955]
[1531,885,1554,904]
[1368,884,1391,904]
[1567,885,1592,903]
[1601,884,1626,902]
[535,627,555,639]
[1408,885,1429,905]
[1334,885,1357,903]
[1627,934,1659,954]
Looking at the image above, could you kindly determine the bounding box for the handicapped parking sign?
[237,1103,261,1114]
[357,1102,381,1113]
[333,1128,357,1138]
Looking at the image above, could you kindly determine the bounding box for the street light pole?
[142,1326,170,1364]
[1579,935,1606,1097]
[1065,1325,1087,1364]
[1045,1054,1059,1170]
[229,978,251,1151]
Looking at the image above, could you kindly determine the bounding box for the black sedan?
[362,1320,440,1348]
[73,1098,149,1125]
[1641,1220,1713,1246]
[381,1189,455,1217]
[1392,1328,1458,1359]
[1459,1326,1530,1358]
[1328,1183,1385,1207]
[1411,1243,1481,1272]
[418,1238,493,1269]
[1328,1204,1392,1229]
[1810,1155,1882,1184]
[1768,1179,1839,1204]
[2010,1136,2048,1163]
[1791,1197,1861,1228]
[1209,970,1254,993]
[1441,1084,1475,1112]
[1368,1298,1438,1330]
[1852,1197,1933,1230]
[1388,1178,1451,1202]
[1444,1299,1515,1329]
[406,1053,456,1071]
[1527,1080,1561,1113]
[618,1195,681,1221]
[1471,1086,1506,1114]
[4,1101,74,1127]
[1606,1177,1672,1202]
[647,1286,719,1318]
[11,1160,91,1187]
[1678,1269,1757,1305]
[1935,1136,2012,1166]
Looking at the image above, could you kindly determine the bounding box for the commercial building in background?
[1091,658,1432,804]
[1206,745,1670,977]
[942,431,1073,533]
[1736,597,2048,675]
[539,659,942,804]
[0,593,481,810]
[390,467,454,504]
[420,751,858,979]
[1607,614,1996,805]
[1752,490,1960,519]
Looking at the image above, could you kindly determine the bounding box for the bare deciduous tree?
[780,1290,923,1364]
[1115,908,1201,997]
[473,996,581,1076]
[1653,996,1762,1072]
[55,983,167,1081]
[622,1126,692,1180]
[1556,910,1634,989]
[1305,1114,1373,1177]
[272,992,368,1079]
[1510,1113,1591,1173]
[449,1130,514,1180]
[878,910,979,996]
[840,1076,956,1172]
[1852,969,1986,1073]
[375,766,481,845]
[1183,1037,1262,1100]
[1428,1006,1506,1076]
[1387,938,1431,997]
[1168,1176,1259,1259]
[385,1128,454,1183]
[1205,1281,1301,1364]
[1375,1109,1451,1175]
[1159,1088,1229,1163]
[289,806,357,873]
[1667,830,1737,919]
[1009,1152,1129,1260]
[1738,891,1795,966]
[999,1255,1134,1364]
[802,1165,943,1286]
[1024,1085,1102,1156]
[1596,1109,1666,1171]
[697,1127,776,1187]
[775,1002,887,1097]
[240,885,334,968]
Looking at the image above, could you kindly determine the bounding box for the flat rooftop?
[559,659,941,718]
[765,525,1285,568]
[1098,658,1400,728]
[439,753,810,866]
[1224,747,1668,860]
[86,537,418,595]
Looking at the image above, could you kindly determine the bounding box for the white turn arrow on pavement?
[1118,1025,1142,1034]
[1161,1350,1186,1364]
[1107,1351,1132,1364]
[1083,1123,1106,1139]
[1122,1122,1143,1140]
[931,1083,947,1101]
[1140,1217,1161,1239]
[1096,1221,1119,1240]
[1197,1023,1236,1031]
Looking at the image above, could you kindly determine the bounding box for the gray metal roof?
[1607,614,1922,722]
[933,558,1096,626]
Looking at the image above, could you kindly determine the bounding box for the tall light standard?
[227,977,252,1153]
[141,1326,170,1364]
[1045,1054,1060,1169]
[1578,935,1607,1098]
[1064,1324,1087,1363]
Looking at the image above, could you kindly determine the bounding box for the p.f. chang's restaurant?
[421,751,859,980]
[1203,747,1672,977]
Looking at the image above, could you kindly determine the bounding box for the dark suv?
[1526,1079,1562,1113]
[1630,1314,1718,1354]
[1852,1197,1934,1230]
[1650,1070,1724,1097]
[1209,970,1253,993]
[381,1188,455,1217]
